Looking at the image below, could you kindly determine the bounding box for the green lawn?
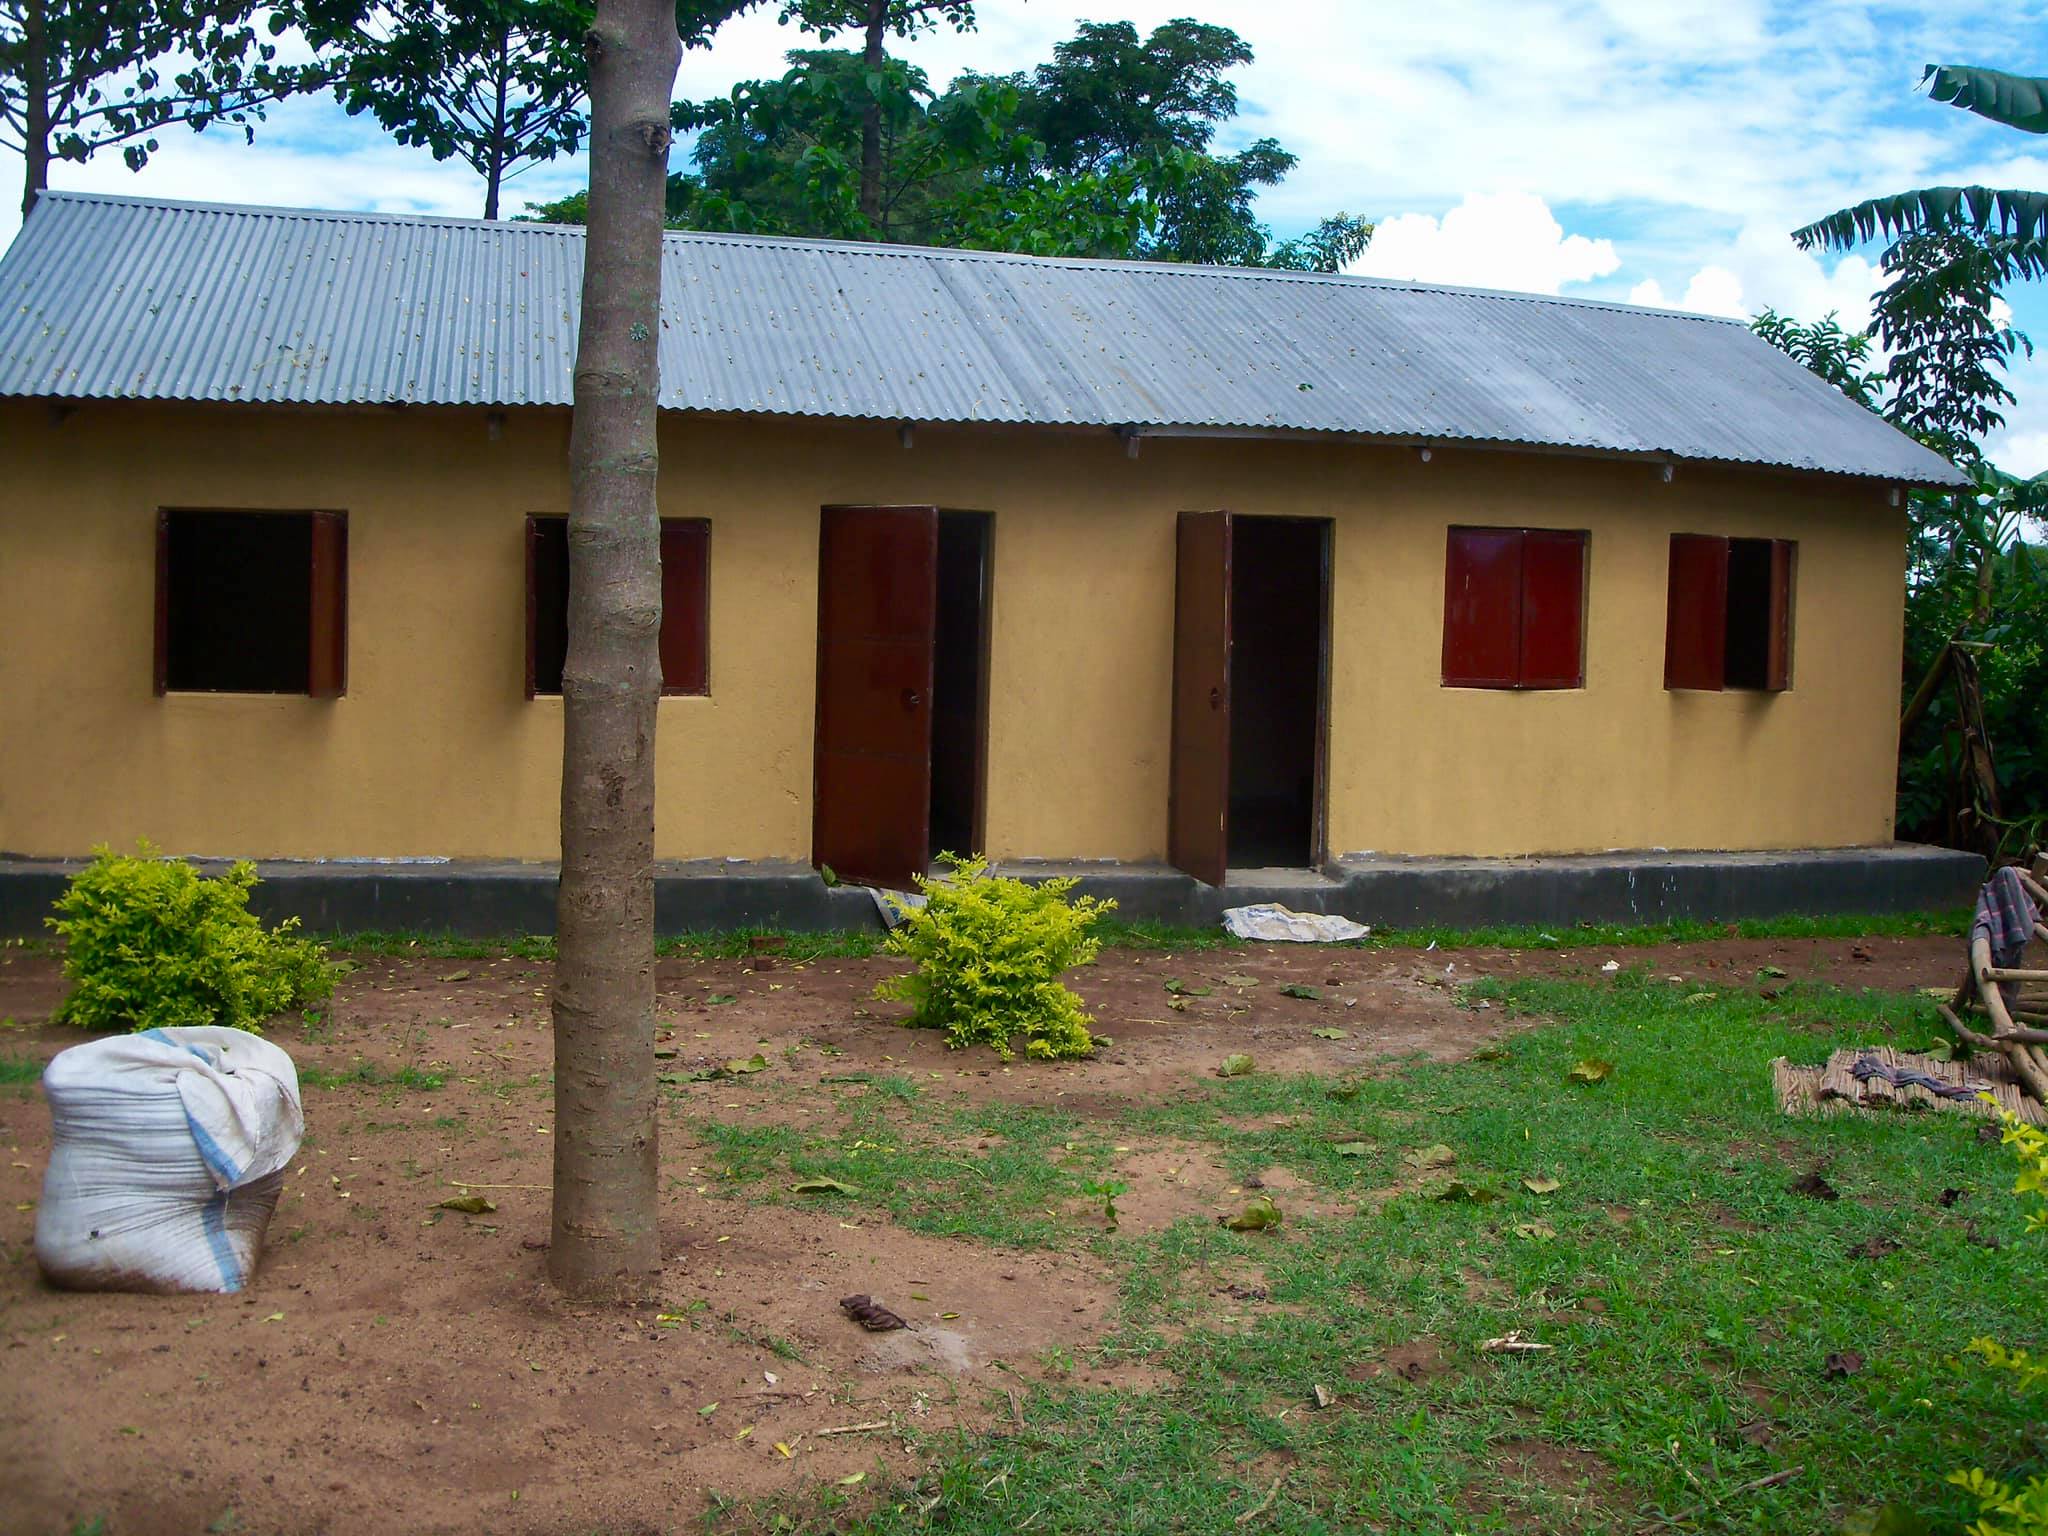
[695,968,2041,1535]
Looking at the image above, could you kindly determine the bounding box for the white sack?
[35,1027,303,1294]
[1221,903,1371,943]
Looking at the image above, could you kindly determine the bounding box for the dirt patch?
[1349,1335,1452,1384]
[1462,1437,1621,1528]
[1464,933,1956,996]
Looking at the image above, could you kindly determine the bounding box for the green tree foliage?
[1794,64,2048,294]
[875,854,1113,1061]
[294,0,752,220]
[48,843,333,1033]
[1,0,323,218]
[1749,309,1883,408]
[524,18,1371,269]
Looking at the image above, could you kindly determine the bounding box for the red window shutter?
[1764,539,1795,691]
[658,519,710,695]
[1442,527,1523,688]
[524,515,542,699]
[308,511,348,698]
[1665,534,1729,691]
[153,510,171,697]
[1518,529,1587,689]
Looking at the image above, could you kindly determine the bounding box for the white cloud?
[1343,190,1618,295]
[1622,224,1882,323]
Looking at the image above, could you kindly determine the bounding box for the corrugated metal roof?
[0,191,1963,484]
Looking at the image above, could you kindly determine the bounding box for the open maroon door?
[1169,510,1233,887]
[813,505,940,889]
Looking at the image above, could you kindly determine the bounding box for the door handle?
[1209,686,1222,710]
[903,688,922,710]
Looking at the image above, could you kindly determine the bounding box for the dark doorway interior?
[1227,516,1328,868]
[929,511,991,859]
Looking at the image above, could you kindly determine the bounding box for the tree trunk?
[483,20,512,220]
[858,0,886,226]
[548,0,679,1301]
[22,0,51,218]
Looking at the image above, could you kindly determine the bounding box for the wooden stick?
[815,1421,891,1437]
[1723,1466,1803,1499]
[1985,967,2048,983]
[1235,1475,1286,1527]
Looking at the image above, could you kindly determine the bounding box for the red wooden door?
[813,505,940,889]
[1170,510,1233,887]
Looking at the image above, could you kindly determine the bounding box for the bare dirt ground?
[0,932,1956,1535]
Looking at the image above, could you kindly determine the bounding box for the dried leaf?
[1683,991,1718,1005]
[1513,1220,1557,1241]
[1789,1171,1840,1202]
[698,1402,719,1417]
[1429,1178,1498,1204]
[437,1194,496,1214]
[1310,1383,1334,1410]
[1759,965,1789,979]
[1222,974,1261,988]
[839,1294,907,1331]
[1164,978,1211,997]
[1334,1142,1371,1158]
[1217,1053,1256,1078]
[1522,1176,1561,1195]
[706,994,738,1007]
[1566,1058,1614,1085]
[1402,1144,1457,1171]
[1221,1195,1282,1231]
[438,970,471,983]
[1482,1332,1553,1354]
[1279,984,1321,1000]
[1311,1027,1348,1040]
[1469,1044,1512,1062]
[837,1472,866,1486]
[1823,1349,1864,1379]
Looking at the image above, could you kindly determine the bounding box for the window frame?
[154,507,348,698]
[525,515,711,698]
[1664,533,1795,693]
[1440,524,1589,691]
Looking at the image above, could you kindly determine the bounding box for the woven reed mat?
[1773,1046,2045,1126]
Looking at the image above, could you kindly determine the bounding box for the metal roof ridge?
[25,189,1748,327]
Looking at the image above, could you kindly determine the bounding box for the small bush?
[48,843,334,1033]
[1949,1107,2048,1535]
[875,854,1113,1061]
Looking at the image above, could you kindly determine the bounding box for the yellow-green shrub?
[48,843,333,1033]
[1950,1108,2048,1536]
[875,855,1113,1061]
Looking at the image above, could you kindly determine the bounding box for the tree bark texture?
[548,0,679,1300]
[858,0,885,223]
[483,20,512,220]
[22,0,51,218]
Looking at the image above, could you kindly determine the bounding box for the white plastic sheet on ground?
[35,1027,303,1294]
[1221,904,1371,943]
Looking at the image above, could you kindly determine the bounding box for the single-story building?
[0,192,1982,932]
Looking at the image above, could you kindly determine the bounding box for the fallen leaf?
[1334,1142,1371,1158]
[438,970,471,983]
[1938,1188,1964,1208]
[1567,1058,1614,1085]
[1402,1144,1457,1171]
[722,1054,768,1074]
[706,994,738,1007]
[261,1312,284,1323]
[1222,974,1261,988]
[839,1294,907,1331]
[437,1195,496,1214]
[1522,1176,1562,1195]
[1482,1332,1553,1354]
[1513,1221,1557,1241]
[1279,984,1321,1000]
[1469,1044,1512,1062]
[837,1472,866,1486]
[1759,965,1789,979]
[1599,960,1621,974]
[1311,1027,1348,1040]
[1164,978,1211,997]
[774,1441,793,1459]
[1823,1349,1864,1379]
[1217,1053,1256,1078]
[1683,991,1718,1005]
[1428,1178,1498,1204]
[1310,1383,1334,1410]
[1847,1235,1901,1260]
[790,1176,855,1196]
[698,1402,719,1417]
[1221,1196,1282,1231]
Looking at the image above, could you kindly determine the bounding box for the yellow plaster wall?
[0,401,1907,863]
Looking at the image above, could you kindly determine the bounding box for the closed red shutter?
[1442,527,1523,688]
[658,519,710,695]
[1518,529,1587,689]
[1664,533,1729,691]
[308,511,348,698]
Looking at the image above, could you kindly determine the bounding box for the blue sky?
[7,0,2048,468]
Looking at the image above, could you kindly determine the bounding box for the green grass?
[699,971,2041,1535]
[299,1060,447,1092]
[317,908,1967,964]
[0,1051,43,1087]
